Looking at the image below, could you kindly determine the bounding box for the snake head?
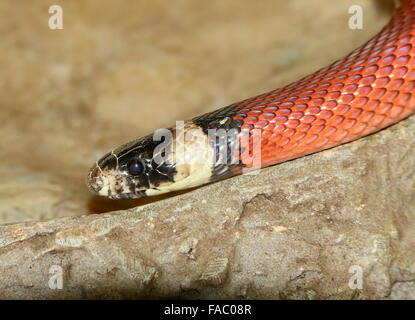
[86,124,215,199]
[87,133,175,199]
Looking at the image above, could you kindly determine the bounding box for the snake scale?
[87,0,415,199]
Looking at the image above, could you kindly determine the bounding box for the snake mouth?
[106,190,148,200]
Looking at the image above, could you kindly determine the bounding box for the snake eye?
[127,157,145,176]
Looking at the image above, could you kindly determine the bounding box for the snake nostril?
[86,165,104,193]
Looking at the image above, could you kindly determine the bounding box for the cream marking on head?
[146,122,214,196]
[92,161,105,191]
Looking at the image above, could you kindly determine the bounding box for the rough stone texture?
[1,0,414,299]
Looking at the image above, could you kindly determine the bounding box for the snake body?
[87,0,415,199]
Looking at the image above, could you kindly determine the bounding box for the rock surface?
[1,0,414,299]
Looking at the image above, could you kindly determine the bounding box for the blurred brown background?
[0,0,393,223]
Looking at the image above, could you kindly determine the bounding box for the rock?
[1,0,413,299]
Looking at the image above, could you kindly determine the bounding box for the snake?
[87,0,415,200]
